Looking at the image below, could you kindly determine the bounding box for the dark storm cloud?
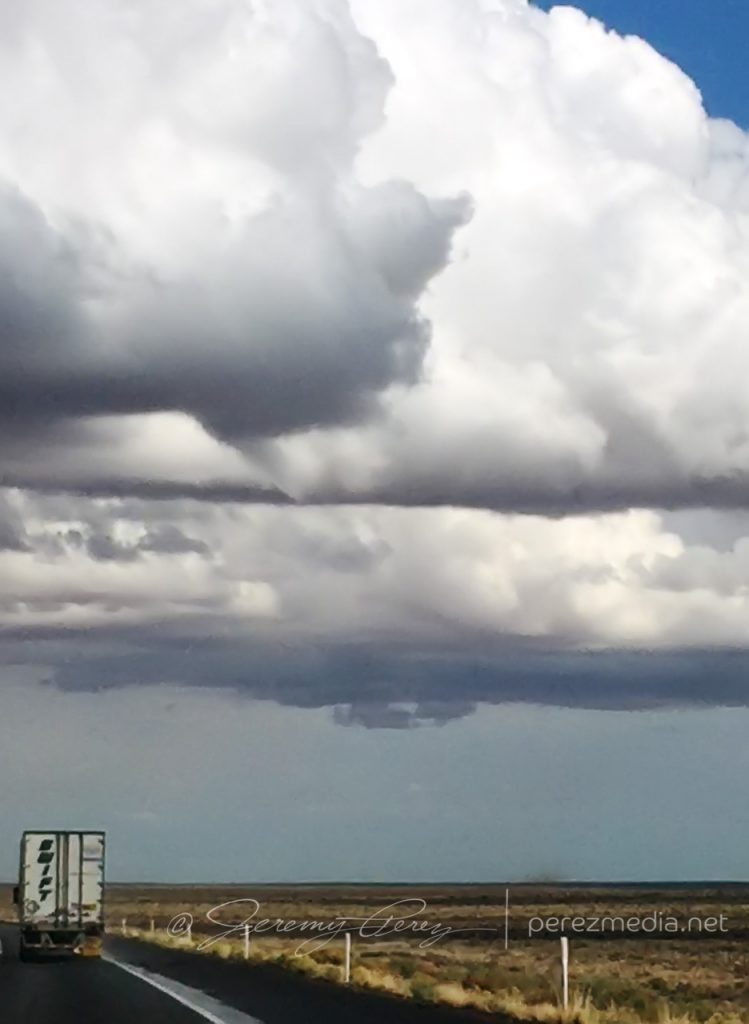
[333,700,477,729]
[0,186,87,374]
[65,523,211,562]
[317,471,749,516]
[138,525,210,556]
[8,463,749,517]
[6,627,749,725]
[54,524,207,562]
[0,493,28,551]
[0,472,292,505]
[0,180,470,442]
[333,703,421,729]
[83,529,141,563]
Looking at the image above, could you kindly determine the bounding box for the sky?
[2,0,749,882]
[533,0,749,129]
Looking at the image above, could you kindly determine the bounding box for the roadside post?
[244,924,250,960]
[344,931,351,983]
[561,936,569,1010]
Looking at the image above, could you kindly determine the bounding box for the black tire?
[19,946,36,963]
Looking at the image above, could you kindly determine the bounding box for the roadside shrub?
[410,973,437,1002]
[350,964,410,996]
[433,982,474,1008]
[440,964,469,985]
[315,963,342,982]
[389,955,418,979]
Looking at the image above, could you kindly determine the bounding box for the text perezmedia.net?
[528,914,729,937]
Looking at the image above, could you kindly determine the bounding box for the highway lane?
[0,925,501,1023]
[0,925,226,1023]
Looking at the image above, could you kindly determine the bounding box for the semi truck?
[14,830,105,960]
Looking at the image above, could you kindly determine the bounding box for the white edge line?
[105,955,236,1024]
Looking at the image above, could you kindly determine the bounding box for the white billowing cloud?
[701,118,749,211]
[267,0,749,509]
[1,412,282,499]
[4,0,749,694]
[0,0,748,511]
[6,489,749,652]
[0,539,279,633]
[0,0,469,453]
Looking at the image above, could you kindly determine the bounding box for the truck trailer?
[15,830,105,960]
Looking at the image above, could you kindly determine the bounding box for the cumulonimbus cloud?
[0,0,469,461]
[0,0,748,512]
[4,0,749,721]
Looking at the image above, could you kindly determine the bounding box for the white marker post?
[244,924,250,961]
[560,936,569,1010]
[121,917,127,936]
[504,888,510,951]
[343,932,351,983]
[150,918,155,936]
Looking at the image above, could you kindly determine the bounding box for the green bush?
[410,973,437,1002]
[390,956,418,979]
[440,964,469,985]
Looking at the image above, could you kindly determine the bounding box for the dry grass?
[116,918,749,1024]
[5,881,748,1024]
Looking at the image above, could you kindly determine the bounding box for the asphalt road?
[0,925,503,1024]
[0,926,216,1023]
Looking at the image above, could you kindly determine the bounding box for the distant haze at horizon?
[2,685,747,883]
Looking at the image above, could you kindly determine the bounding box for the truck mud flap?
[75,937,103,958]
